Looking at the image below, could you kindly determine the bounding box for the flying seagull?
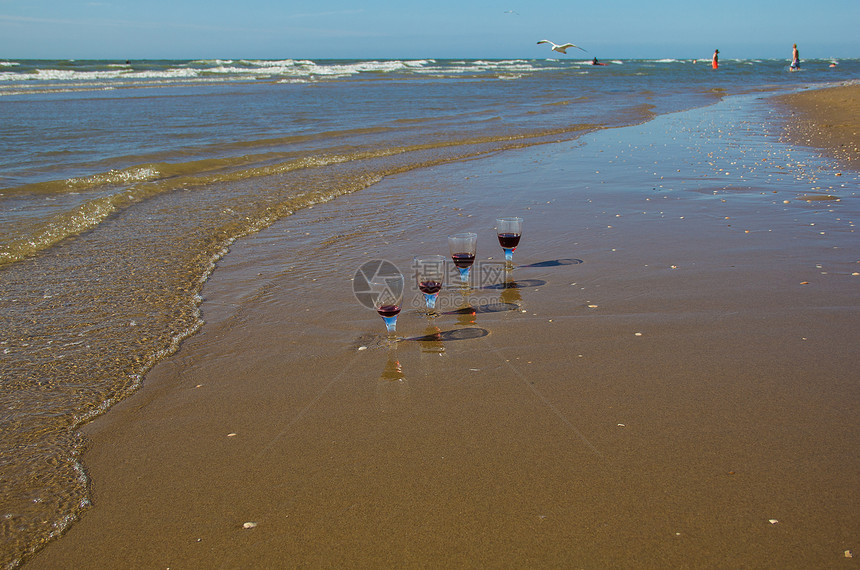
[536,40,587,54]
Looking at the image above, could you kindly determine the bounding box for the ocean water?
[1,57,858,567]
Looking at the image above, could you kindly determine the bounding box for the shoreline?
[26,87,860,567]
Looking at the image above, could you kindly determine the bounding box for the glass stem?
[458,267,470,283]
[504,248,513,262]
[424,293,438,309]
[382,315,398,333]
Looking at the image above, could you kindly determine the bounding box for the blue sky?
[1,0,858,60]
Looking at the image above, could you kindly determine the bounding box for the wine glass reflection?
[379,351,405,382]
[418,325,445,353]
[500,277,522,306]
[377,349,408,411]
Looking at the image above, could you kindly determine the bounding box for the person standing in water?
[712,49,719,69]
[790,43,800,71]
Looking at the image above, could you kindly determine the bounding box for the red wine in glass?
[419,281,442,294]
[448,233,477,284]
[451,253,475,268]
[496,217,523,264]
[497,233,521,249]
[414,255,446,312]
[377,304,401,318]
[371,273,404,336]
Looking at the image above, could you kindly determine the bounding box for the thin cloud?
[287,9,365,19]
[0,9,368,33]
[0,13,258,33]
[1,15,77,25]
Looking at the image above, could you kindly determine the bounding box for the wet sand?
[29,89,859,567]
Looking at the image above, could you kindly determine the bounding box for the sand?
[28,87,859,568]
[777,83,860,168]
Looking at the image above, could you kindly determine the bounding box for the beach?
[22,84,859,568]
[778,84,860,168]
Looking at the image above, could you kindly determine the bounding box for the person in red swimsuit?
[712,49,719,69]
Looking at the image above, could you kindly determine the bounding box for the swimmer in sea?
[790,43,800,71]
[712,49,719,69]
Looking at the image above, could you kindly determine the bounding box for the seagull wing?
[539,40,588,55]
[559,43,588,53]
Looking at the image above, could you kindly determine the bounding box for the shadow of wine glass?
[442,302,521,315]
[352,324,491,351]
[517,258,583,268]
[405,327,490,342]
[481,279,546,290]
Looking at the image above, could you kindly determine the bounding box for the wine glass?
[496,217,523,265]
[371,273,405,336]
[448,232,477,284]
[414,254,446,313]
